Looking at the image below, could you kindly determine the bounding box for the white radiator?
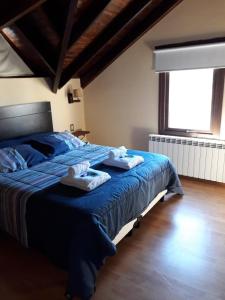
[149,134,225,183]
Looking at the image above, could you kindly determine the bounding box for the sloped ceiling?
[0,35,33,76]
[0,0,183,92]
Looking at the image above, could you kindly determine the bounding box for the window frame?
[158,69,225,137]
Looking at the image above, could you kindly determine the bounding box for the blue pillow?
[0,147,27,173]
[25,135,70,157]
[53,131,85,150]
[0,132,55,149]
[14,144,47,167]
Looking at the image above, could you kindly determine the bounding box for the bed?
[0,102,183,300]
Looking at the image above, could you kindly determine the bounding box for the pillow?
[25,135,70,157]
[14,144,47,167]
[53,131,85,150]
[0,147,27,173]
[0,132,55,149]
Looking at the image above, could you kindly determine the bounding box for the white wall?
[0,77,85,132]
[84,0,225,150]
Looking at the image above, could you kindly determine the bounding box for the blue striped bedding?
[0,143,183,299]
[0,144,113,246]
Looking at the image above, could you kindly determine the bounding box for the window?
[158,68,225,137]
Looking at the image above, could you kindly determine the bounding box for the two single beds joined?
[0,102,183,300]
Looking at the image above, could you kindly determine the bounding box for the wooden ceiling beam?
[80,0,183,87]
[0,0,47,29]
[15,18,58,71]
[0,0,184,91]
[52,0,78,93]
[60,0,155,88]
[1,26,55,77]
[26,7,61,49]
[68,0,110,47]
[43,0,75,36]
[63,0,132,70]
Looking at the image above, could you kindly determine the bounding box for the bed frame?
[113,190,167,245]
[0,102,167,300]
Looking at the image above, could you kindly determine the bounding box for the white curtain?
[153,42,225,72]
[0,35,33,76]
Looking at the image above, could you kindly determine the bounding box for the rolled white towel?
[68,160,90,177]
[61,168,111,191]
[109,146,127,159]
[103,155,144,170]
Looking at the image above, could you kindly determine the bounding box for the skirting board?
[113,190,167,245]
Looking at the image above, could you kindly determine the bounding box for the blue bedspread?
[0,144,183,299]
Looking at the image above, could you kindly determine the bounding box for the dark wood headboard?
[0,102,53,140]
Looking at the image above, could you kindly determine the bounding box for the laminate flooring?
[1,178,225,300]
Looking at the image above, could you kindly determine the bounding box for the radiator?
[149,134,225,183]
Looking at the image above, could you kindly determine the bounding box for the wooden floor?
[1,178,225,300]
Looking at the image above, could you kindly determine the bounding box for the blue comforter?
[0,144,183,299]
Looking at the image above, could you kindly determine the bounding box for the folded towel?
[109,146,127,159]
[61,168,111,191]
[68,160,90,177]
[103,154,144,170]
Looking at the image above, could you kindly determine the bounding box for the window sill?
[157,131,224,142]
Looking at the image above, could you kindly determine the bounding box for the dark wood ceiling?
[0,0,183,92]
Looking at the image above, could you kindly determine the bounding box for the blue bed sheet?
[0,143,183,299]
[26,148,182,299]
